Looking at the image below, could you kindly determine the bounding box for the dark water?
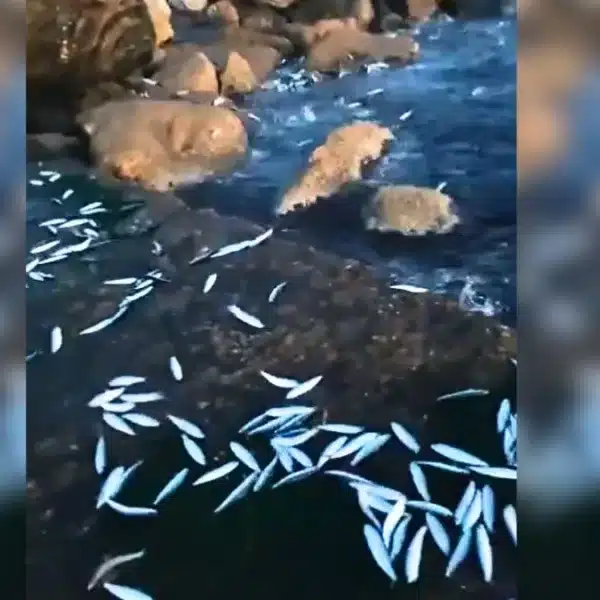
[27,15,516,600]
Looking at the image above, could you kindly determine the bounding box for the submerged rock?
[276,122,393,214]
[79,99,248,190]
[153,47,220,94]
[362,185,460,235]
[306,28,419,72]
[143,0,174,46]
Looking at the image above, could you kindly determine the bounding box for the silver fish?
[389,284,428,294]
[455,481,477,525]
[325,470,374,485]
[122,413,160,427]
[390,422,420,453]
[481,485,495,532]
[416,461,469,475]
[26,257,40,273]
[90,387,128,408]
[272,440,294,472]
[103,411,136,435]
[400,109,413,121]
[350,434,391,466]
[122,461,144,485]
[274,413,313,434]
[285,375,323,400]
[203,273,217,293]
[405,500,453,519]
[38,254,68,265]
[50,326,63,354]
[357,490,382,528]
[317,435,349,466]
[253,456,279,492]
[246,414,297,436]
[363,524,397,582]
[120,285,154,306]
[97,467,126,508]
[272,465,319,488]
[167,415,205,439]
[350,482,404,503]
[475,524,493,582]
[259,370,299,389]
[87,550,145,590]
[238,412,271,434]
[503,504,517,545]
[153,468,189,505]
[182,434,206,465]
[169,356,183,382]
[409,462,431,501]
[214,472,259,513]
[229,441,260,471]
[79,305,129,335]
[79,201,103,213]
[193,461,239,486]
[330,432,379,460]
[104,278,138,286]
[227,304,265,329]
[496,398,512,433]
[51,236,93,257]
[319,423,364,435]
[430,443,489,467]
[268,282,287,303]
[30,239,61,255]
[426,513,450,555]
[390,515,412,559]
[109,376,146,388]
[61,188,74,200]
[445,528,472,578]
[286,446,313,469]
[382,494,407,548]
[405,525,428,583]
[120,392,164,404]
[274,428,318,447]
[95,436,106,474]
[437,388,490,401]
[462,489,483,530]
[469,466,516,480]
[266,405,316,418]
[106,499,157,517]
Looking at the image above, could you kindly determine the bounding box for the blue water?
[27,16,516,323]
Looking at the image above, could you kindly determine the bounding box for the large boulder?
[276,122,393,214]
[79,99,249,190]
[26,0,159,133]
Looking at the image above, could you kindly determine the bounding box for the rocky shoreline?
[27,2,515,597]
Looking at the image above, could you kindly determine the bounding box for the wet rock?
[169,0,208,11]
[254,0,298,10]
[143,0,174,46]
[27,0,157,133]
[283,18,359,51]
[362,185,460,235]
[385,0,438,23]
[306,28,418,72]
[275,122,393,215]
[79,99,248,190]
[239,5,288,31]
[205,0,240,25]
[153,47,219,94]
[287,0,375,28]
[437,0,508,19]
[220,46,282,94]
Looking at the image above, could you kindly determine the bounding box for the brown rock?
[79,99,248,190]
[306,29,418,72]
[239,6,288,31]
[205,0,240,26]
[275,122,393,214]
[288,0,374,27]
[362,185,460,235]
[153,47,219,94]
[253,0,298,10]
[143,0,174,46]
[284,18,359,50]
[220,45,282,94]
[385,0,437,23]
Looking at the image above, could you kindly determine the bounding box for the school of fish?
[27,177,516,600]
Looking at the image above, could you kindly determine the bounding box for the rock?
[79,99,248,190]
[306,28,418,72]
[153,47,219,94]
[283,18,359,51]
[253,0,298,10]
[143,0,174,46]
[287,0,375,27]
[205,0,240,25]
[220,46,282,94]
[362,185,460,235]
[27,0,157,133]
[169,0,208,11]
[437,0,508,19]
[385,0,438,23]
[239,5,288,31]
[275,122,393,214]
